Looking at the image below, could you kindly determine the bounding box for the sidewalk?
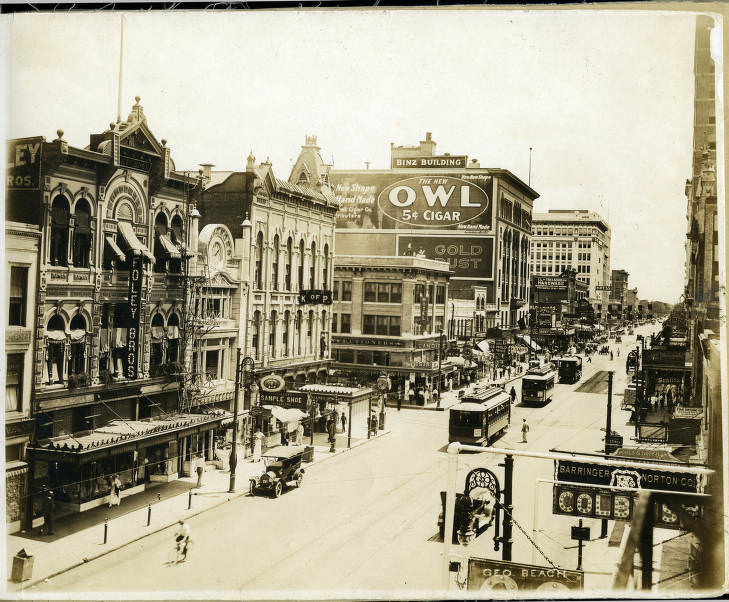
[5,429,390,593]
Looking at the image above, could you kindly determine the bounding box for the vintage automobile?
[249,445,306,498]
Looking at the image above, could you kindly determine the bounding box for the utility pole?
[601,370,614,538]
[577,519,584,570]
[436,329,443,409]
[501,454,514,561]
[229,348,241,493]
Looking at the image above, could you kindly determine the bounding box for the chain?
[498,502,560,569]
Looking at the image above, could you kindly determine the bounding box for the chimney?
[469,158,481,168]
[199,163,215,182]
[420,132,436,156]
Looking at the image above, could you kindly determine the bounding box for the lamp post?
[437,329,444,409]
[229,350,254,493]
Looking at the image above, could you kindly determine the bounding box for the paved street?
[29,326,659,596]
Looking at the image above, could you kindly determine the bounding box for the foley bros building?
[330,133,539,337]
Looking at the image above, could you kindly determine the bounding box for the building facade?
[5,215,41,532]
[198,137,338,389]
[330,132,538,337]
[6,99,233,528]
[530,210,611,321]
[330,254,454,400]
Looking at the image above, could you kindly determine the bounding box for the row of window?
[250,308,327,360]
[362,315,401,336]
[254,234,330,292]
[332,281,446,305]
[331,313,351,334]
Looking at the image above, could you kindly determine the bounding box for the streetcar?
[521,364,557,406]
[557,356,582,384]
[448,386,512,445]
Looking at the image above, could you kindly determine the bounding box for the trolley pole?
[347,401,352,449]
[501,454,514,561]
[635,344,642,438]
[309,393,314,446]
[229,348,242,493]
[367,395,372,440]
[436,329,443,409]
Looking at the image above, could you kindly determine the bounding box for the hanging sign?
[556,460,699,493]
[259,374,285,393]
[126,254,143,379]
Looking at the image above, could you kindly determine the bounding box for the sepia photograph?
[1,3,727,599]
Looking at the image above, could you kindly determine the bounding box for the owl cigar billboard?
[332,172,492,232]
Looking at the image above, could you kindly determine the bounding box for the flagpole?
[528,146,533,187]
[117,15,124,123]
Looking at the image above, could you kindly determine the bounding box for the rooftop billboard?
[332,172,493,233]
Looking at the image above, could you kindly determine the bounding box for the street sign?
[258,390,308,410]
[556,459,700,493]
[571,526,590,541]
[467,558,583,592]
[297,289,333,305]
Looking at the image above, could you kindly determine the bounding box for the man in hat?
[521,418,530,443]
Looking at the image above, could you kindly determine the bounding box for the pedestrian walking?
[174,520,191,564]
[341,411,347,432]
[108,474,122,508]
[397,393,402,411]
[509,386,516,405]
[296,421,304,445]
[42,486,55,536]
[617,349,620,358]
[610,351,614,361]
[521,418,529,443]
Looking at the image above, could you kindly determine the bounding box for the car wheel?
[295,472,303,488]
[273,481,283,498]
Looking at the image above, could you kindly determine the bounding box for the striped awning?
[105,236,125,261]
[118,221,155,263]
[159,234,181,259]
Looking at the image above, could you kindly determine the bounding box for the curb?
[14,430,390,591]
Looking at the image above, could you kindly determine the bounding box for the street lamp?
[229,349,255,493]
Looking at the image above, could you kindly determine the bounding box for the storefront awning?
[118,221,155,263]
[262,405,307,424]
[105,236,125,261]
[475,340,490,353]
[28,411,230,463]
[159,234,181,259]
[518,335,541,351]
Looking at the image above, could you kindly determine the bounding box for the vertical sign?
[420,292,428,330]
[126,255,143,379]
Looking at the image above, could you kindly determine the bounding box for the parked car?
[249,445,306,498]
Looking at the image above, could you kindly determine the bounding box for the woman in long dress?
[107,474,121,508]
[253,431,264,462]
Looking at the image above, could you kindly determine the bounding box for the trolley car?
[557,356,583,384]
[448,386,512,445]
[521,365,557,406]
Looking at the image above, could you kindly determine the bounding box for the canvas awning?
[158,234,181,259]
[475,340,490,353]
[105,236,125,261]
[518,335,541,351]
[117,221,155,263]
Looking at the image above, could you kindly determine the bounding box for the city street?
[29,326,659,596]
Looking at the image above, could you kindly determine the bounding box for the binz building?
[330,133,538,335]
[197,136,338,389]
[330,254,454,398]
[7,98,234,527]
[530,210,611,321]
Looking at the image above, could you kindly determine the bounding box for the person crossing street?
[521,418,529,443]
[509,386,516,405]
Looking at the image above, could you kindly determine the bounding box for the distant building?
[530,210,611,320]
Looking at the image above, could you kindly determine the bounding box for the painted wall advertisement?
[534,276,568,291]
[6,137,42,190]
[396,235,494,280]
[331,172,492,232]
[126,254,144,380]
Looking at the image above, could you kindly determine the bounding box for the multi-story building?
[197,136,338,389]
[330,254,454,400]
[682,15,724,587]
[530,210,611,320]
[624,287,638,323]
[330,132,538,338]
[9,98,233,527]
[5,188,42,531]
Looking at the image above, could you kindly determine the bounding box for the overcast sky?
[2,9,703,303]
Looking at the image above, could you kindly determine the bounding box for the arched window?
[50,196,70,266]
[73,199,92,268]
[46,314,66,384]
[252,310,261,360]
[255,232,264,289]
[169,215,184,274]
[269,310,277,358]
[272,234,280,291]
[322,243,329,289]
[153,212,169,273]
[295,310,302,356]
[309,241,316,289]
[285,237,293,291]
[150,313,165,374]
[298,239,305,291]
[283,310,291,357]
[68,314,87,378]
[167,313,180,363]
